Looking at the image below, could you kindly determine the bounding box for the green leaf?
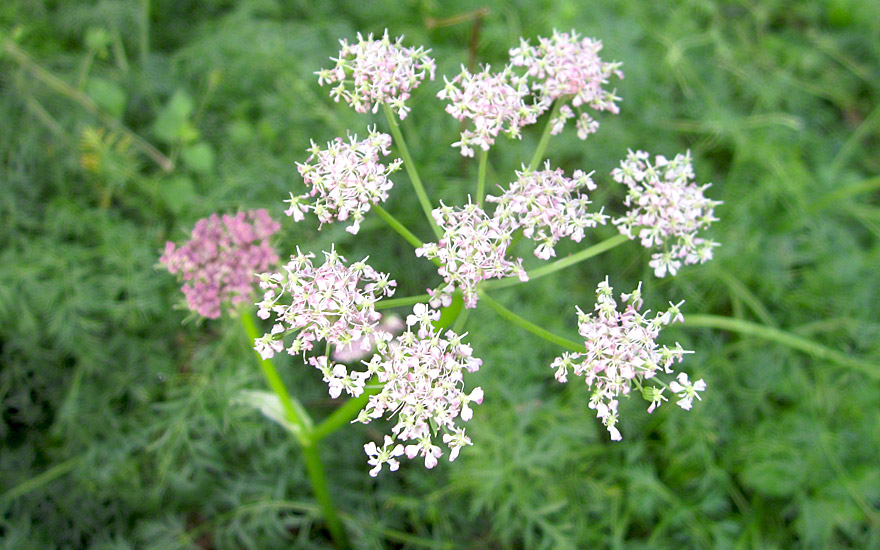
[227,119,254,144]
[181,142,214,174]
[234,390,297,435]
[152,90,197,144]
[158,176,195,215]
[84,27,111,52]
[85,77,127,118]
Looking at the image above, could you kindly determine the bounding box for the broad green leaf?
[234,390,298,435]
[158,176,195,215]
[85,77,126,118]
[152,90,197,144]
[181,142,214,174]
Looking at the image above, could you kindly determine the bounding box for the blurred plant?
[79,126,140,207]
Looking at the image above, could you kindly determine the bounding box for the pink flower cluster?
[359,303,483,476]
[253,247,396,374]
[551,279,701,441]
[285,127,402,235]
[437,65,545,157]
[487,163,609,259]
[160,210,280,319]
[316,30,436,119]
[510,29,623,138]
[416,202,528,309]
[612,150,721,278]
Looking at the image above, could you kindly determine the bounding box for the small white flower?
[669,372,706,410]
[364,435,405,477]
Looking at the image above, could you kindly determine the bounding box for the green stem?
[239,310,313,441]
[809,175,880,213]
[1,456,81,502]
[372,203,442,267]
[830,102,880,176]
[482,234,629,291]
[311,382,383,442]
[302,444,350,548]
[717,271,777,328]
[382,103,442,238]
[372,203,423,248]
[240,310,350,548]
[528,100,562,171]
[478,291,584,352]
[375,293,432,310]
[140,0,150,68]
[476,149,488,206]
[683,314,880,380]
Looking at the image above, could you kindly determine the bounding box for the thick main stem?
[302,444,350,548]
[382,104,442,239]
[478,291,584,352]
[683,314,880,380]
[528,100,562,171]
[239,310,350,548]
[240,310,313,440]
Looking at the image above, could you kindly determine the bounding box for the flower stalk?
[478,290,584,352]
[528,100,562,171]
[302,444,350,548]
[372,203,424,248]
[383,103,443,238]
[481,233,628,291]
[476,149,489,206]
[683,314,880,379]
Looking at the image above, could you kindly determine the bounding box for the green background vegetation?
[1,0,878,548]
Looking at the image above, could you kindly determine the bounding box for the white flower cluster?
[488,163,609,259]
[285,126,402,235]
[253,247,396,368]
[551,279,703,440]
[360,304,483,476]
[509,29,623,138]
[612,150,721,277]
[316,30,436,119]
[416,201,528,309]
[437,64,546,157]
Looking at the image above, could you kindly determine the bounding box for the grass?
[1,1,878,548]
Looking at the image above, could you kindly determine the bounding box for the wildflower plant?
[160,29,730,548]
